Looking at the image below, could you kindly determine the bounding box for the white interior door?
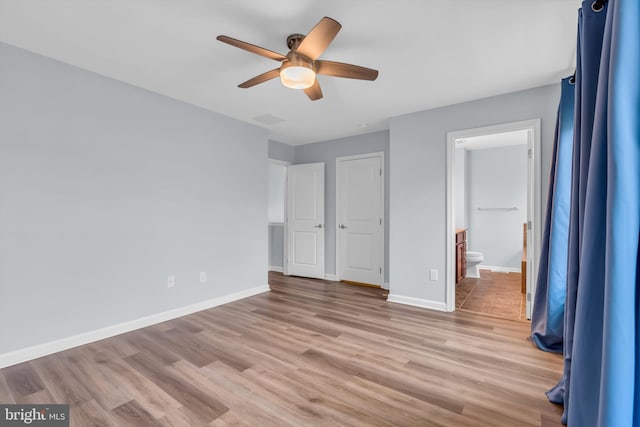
[337,155,383,286]
[286,163,325,279]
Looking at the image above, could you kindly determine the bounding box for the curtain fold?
[530,77,575,353]
[543,0,640,425]
[575,0,639,424]
[547,3,609,421]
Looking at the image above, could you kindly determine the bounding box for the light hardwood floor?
[0,272,564,426]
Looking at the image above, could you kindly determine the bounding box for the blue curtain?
[544,0,640,425]
[546,2,609,415]
[530,77,575,353]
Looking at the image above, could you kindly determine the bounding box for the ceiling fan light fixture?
[279,55,315,89]
[217,17,378,100]
[280,66,315,89]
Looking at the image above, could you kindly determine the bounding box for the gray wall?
[268,161,286,223]
[294,131,390,282]
[268,139,295,163]
[389,84,560,304]
[468,145,528,269]
[0,43,268,354]
[268,224,284,268]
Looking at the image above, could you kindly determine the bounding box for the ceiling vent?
[252,114,286,125]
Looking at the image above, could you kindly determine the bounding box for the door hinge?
[527,293,531,302]
[528,148,532,159]
[379,267,382,274]
[379,218,382,225]
[527,221,532,230]
[379,168,382,176]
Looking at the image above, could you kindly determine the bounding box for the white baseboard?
[479,265,521,273]
[387,294,448,312]
[0,285,270,369]
[268,265,283,273]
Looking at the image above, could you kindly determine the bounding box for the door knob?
[314,224,323,228]
[339,224,348,229]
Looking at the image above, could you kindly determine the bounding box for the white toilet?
[466,251,484,278]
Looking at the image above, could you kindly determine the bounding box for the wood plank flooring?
[0,272,564,426]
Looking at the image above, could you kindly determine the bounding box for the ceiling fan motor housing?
[281,52,314,72]
[286,34,306,50]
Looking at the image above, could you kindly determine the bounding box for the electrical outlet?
[167,275,175,288]
[200,272,207,283]
[430,269,438,281]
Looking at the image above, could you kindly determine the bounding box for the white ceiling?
[0,0,579,145]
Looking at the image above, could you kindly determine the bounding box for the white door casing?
[525,128,535,318]
[446,119,541,317]
[286,163,325,279]
[336,154,384,286]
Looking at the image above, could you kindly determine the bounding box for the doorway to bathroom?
[446,119,541,321]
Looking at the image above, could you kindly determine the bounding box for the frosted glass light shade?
[280,66,316,89]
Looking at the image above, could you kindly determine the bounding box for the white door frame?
[445,119,541,316]
[335,152,385,284]
[269,159,290,275]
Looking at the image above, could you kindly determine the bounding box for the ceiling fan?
[216,17,379,101]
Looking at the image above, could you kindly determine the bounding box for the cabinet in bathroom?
[455,229,466,284]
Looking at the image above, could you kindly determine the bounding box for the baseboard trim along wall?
[479,265,521,273]
[268,265,283,273]
[0,285,270,369]
[324,274,338,281]
[387,294,448,312]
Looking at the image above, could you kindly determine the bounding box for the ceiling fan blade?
[304,79,323,101]
[316,60,379,81]
[238,68,281,88]
[217,35,287,61]
[295,17,341,60]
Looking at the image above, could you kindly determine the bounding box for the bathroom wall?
[467,145,528,270]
